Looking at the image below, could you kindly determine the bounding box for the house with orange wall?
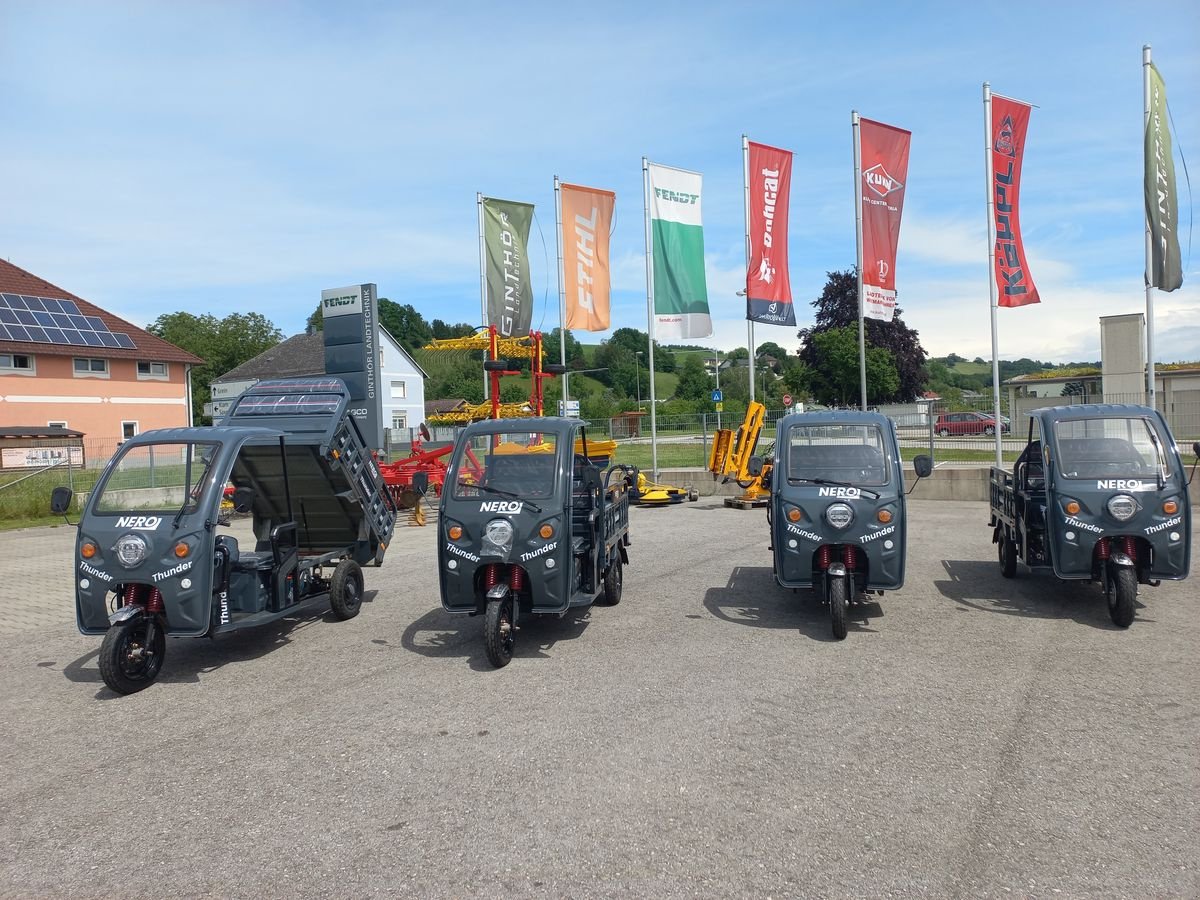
[0,259,202,463]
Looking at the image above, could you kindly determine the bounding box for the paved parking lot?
[1,500,1197,898]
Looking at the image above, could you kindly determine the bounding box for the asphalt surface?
[1,500,1197,898]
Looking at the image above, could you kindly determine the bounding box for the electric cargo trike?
[54,378,397,694]
[438,418,631,667]
[989,404,1194,627]
[751,411,931,640]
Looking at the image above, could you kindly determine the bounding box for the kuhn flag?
[990,96,1041,307]
[858,118,911,322]
[746,141,796,327]
[648,162,712,339]
[1145,62,1182,291]
[482,197,535,337]
[561,183,616,331]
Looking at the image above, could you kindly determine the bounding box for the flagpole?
[982,83,1004,467]
[1143,44,1156,407]
[852,111,867,411]
[554,176,569,410]
[743,134,756,403]
[477,192,489,401]
[643,157,659,478]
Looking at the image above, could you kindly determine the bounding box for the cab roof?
[460,417,586,437]
[777,409,895,429]
[1029,403,1160,423]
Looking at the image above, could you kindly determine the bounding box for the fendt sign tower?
[321,283,384,450]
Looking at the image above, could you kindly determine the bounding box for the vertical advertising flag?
[1145,63,1182,291]
[858,118,911,322]
[746,141,796,326]
[648,163,712,339]
[990,96,1041,307]
[483,197,535,337]
[561,184,616,331]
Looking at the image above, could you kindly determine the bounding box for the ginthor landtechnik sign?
[321,283,383,449]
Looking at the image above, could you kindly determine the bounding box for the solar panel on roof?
[115,334,136,350]
[0,293,138,353]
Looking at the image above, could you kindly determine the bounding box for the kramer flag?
[648,162,712,339]
[1145,62,1182,291]
[483,197,535,337]
[746,141,796,327]
[561,183,615,331]
[990,96,1040,307]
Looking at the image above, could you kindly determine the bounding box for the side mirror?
[50,486,73,515]
[231,486,256,513]
[761,467,773,490]
[913,455,933,479]
[747,456,764,477]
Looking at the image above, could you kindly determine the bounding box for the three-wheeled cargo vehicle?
[989,403,1194,627]
[54,377,397,693]
[437,417,631,667]
[751,411,931,639]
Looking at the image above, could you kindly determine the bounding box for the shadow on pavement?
[934,559,1146,629]
[400,605,593,671]
[702,565,882,642]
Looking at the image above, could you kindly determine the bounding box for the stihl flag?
[746,141,796,327]
[561,183,616,331]
[858,118,911,322]
[990,96,1041,307]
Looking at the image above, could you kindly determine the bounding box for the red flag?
[858,118,911,322]
[746,141,795,326]
[990,96,1040,307]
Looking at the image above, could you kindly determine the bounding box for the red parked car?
[934,411,1009,436]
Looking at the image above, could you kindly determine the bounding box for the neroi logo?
[1097,480,1153,492]
[115,516,162,529]
[479,501,523,514]
[818,487,861,499]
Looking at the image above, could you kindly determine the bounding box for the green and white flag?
[648,162,711,338]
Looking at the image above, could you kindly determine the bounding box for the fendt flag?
[483,197,535,337]
[561,183,615,331]
[648,162,712,339]
[990,96,1041,307]
[746,141,796,327]
[858,118,911,322]
[1145,62,1182,291]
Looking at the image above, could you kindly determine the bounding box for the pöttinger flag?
[647,162,712,339]
[746,141,796,327]
[561,183,615,331]
[1145,62,1182,291]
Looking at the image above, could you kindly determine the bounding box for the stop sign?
[783,393,793,406]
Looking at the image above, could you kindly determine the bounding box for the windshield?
[1054,417,1167,480]
[786,423,889,486]
[93,442,218,514]
[450,431,561,500]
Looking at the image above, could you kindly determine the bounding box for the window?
[391,380,407,399]
[137,361,168,379]
[74,357,109,377]
[122,421,138,440]
[0,353,34,374]
[47,421,67,429]
[392,414,407,430]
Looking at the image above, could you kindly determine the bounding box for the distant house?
[425,398,468,418]
[211,329,427,441]
[0,259,203,460]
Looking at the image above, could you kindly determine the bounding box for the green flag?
[647,162,711,339]
[1145,62,1182,291]
[483,197,535,336]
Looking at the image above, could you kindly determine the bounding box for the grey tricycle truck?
[752,410,931,640]
[438,417,631,667]
[990,403,1194,627]
[53,377,397,694]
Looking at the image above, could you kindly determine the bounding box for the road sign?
[783,393,793,406]
[711,389,723,403]
[715,402,724,412]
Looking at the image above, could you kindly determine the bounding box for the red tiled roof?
[0,259,203,365]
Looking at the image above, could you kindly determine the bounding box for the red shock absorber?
[481,563,500,589]
[123,583,146,606]
[145,587,165,614]
[1095,539,1110,561]
[843,545,859,570]
[816,545,832,569]
[509,565,525,593]
[1122,536,1138,562]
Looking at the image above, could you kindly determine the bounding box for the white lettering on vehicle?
[1145,516,1182,535]
[520,541,558,562]
[115,516,162,529]
[479,501,524,514]
[1065,516,1103,534]
[785,522,822,543]
[817,487,861,499]
[446,542,480,563]
[859,524,896,544]
[152,560,193,583]
[80,561,113,583]
[1097,480,1154,492]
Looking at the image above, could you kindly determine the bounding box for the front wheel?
[600,554,623,606]
[99,616,166,695]
[984,425,996,436]
[829,575,848,641]
[330,559,364,620]
[484,596,515,668]
[1108,566,1137,628]
[937,428,950,437]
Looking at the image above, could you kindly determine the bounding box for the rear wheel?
[984,425,996,436]
[601,554,623,606]
[999,532,1017,578]
[99,616,166,695]
[1108,566,1136,628]
[330,559,364,620]
[829,575,848,641]
[484,596,515,667]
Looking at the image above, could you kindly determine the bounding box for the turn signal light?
[539,524,554,539]
[1163,500,1178,515]
[80,541,97,559]
[174,542,190,559]
[331,449,341,460]
[877,509,893,524]
[1065,500,1081,515]
[787,507,802,522]
[448,525,463,540]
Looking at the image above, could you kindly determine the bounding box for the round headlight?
[1107,494,1137,522]
[825,502,854,530]
[485,519,514,545]
[114,533,148,568]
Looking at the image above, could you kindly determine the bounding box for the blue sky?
[2,1,1197,363]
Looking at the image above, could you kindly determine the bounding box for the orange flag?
[561,183,615,331]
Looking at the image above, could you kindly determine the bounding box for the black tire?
[99,616,166,695]
[330,559,364,620]
[484,596,515,668]
[601,554,623,606]
[1108,566,1137,628]
[829,575,849,640]
[999,531,1017,578]
[984,425,996,436]
[937,428,950,437]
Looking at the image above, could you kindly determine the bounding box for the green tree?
[804,326,899,407]
[430,319,477,340]
[674,355,715,401]
[542,328,587,370]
